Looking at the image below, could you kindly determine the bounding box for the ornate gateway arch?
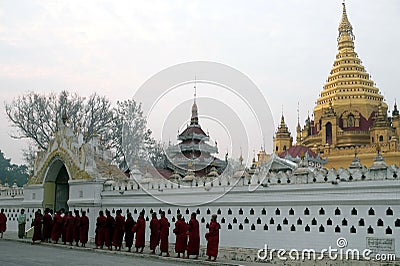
[28,120,115,211]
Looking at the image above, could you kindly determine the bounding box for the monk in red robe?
[158,211,170,257]
[61,208,67,244]
[112,210,125,251]
[65,211,75,246]
[173,214,187,258]
[186,212,200,259]
[31,210,42,244]
[79,210,89,247]
[149,212,160,254]
[104,210,115,250]
[42,208,53,243]
[205,214,220,261]
[73,210,80,247]
[124,212,135,252]
[95,210,107,249]
[51,211,63,244]
[132,212,145,253]
[0,208,7,238]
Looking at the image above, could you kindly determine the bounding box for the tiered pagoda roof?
[163,90,227,178]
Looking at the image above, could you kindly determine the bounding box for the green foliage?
[0,150,29,186]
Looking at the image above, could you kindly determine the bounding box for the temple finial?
[338,0,354,43]
[190,76,199,125]
[297,102,300,126]
[194,75,197,102]
[280,105,285,127]
[61,109,68,125]
[393,99,399,116]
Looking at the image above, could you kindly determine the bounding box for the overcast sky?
[1,0,399,164]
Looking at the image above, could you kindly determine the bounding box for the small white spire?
[194,75,197,102]
[297,102,300,125]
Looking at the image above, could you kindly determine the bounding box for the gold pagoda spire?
[280,105,286,127]
[280,114,285,128]
[313,1,387,125]
[338,1,355,51]
[338,1,354,41]
[296,102,302,144]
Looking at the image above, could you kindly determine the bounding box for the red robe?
[173,219,187,253]
[133,216,145,248]
[74,215,80,243]
[79,215,89,244]
[205,220,220,257]
[42,213,53,240]
[187,217,200,255]
[0,212,7,233]
[104,215,115,247]
[112,214,125,247]
[65,215,75,244]
[149,217,160,250]
[32,214,42,242]
[61,215,67,243]
[51,213,63,242]
[124,217,135,248]
[95,215,107,246]
[159,217,170,252]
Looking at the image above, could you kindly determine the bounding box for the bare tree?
[114,99,155,169]
[5,91,113,163]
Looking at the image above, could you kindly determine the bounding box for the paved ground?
[0,240,215,266]
[2,233,396,266]
[0,232,247,266]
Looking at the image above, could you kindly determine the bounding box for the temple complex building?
[163,92,227,179]
[274,2,400,169]
[273,115,293,155]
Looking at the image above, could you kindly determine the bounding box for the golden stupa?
[273,2,400,169]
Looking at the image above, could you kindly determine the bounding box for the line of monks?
[31,208,90,247]
[29,207,221,261]
[95,210,221,261]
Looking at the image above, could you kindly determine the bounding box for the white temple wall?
[0,196,23,232]
[68,180,103,237]
[98,180,400,257]
[0,180,399,257]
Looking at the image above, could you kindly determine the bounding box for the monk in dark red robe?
[65,211,75,245]
[186,212,200,259]
[42,209,53,243]
[149,212,160,254]
[104,210,115,250]
[132,212,145,253]
[205,214,220,261]
[158,211,170,257]
[79,210,89,247]
[95,210,107,249]
[112,210,125,251]
[173,214,187,258]
[51,211,63,243]
[124,212,135,252]
[61,209,67,244]
[73,210,80,247]
[31,211,42,244]
[0,208,7,238]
